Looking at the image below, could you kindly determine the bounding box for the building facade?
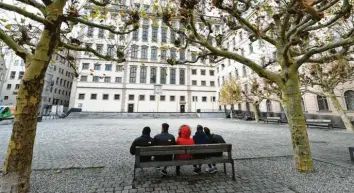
[0,49,75,115]
[69,3,220,113]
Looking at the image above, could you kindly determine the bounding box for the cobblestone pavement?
[0,118,353,192]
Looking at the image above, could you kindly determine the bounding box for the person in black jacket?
[130,127,154,162]
[153,123,176,176]
[204,127,226,174]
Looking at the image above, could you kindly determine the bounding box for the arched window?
[344,90,354,110]
[317,95,329,111]
[266,100,272,112]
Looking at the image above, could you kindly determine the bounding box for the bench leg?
[133,167,136,181]
[231,160,236,181]
[223,163,226,174]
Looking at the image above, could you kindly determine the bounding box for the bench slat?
[139,148,229,156]
[138,156,230,168]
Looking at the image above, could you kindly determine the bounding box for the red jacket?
[176,125,194,160]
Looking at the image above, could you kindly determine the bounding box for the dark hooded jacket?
[176,125,194,159]
[130,128,154,162]
[206,133,226,157]
[153,131,176,161]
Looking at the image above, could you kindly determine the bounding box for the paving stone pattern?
[0,118,354,192]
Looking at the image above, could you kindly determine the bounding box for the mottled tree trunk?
[1,26,60,193]
[252,103,260,122]
[326,90,354,132]
[281,72,313,172]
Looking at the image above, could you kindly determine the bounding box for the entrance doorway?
[180,105,185,113]
[128,104,134,113]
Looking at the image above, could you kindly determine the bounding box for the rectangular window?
[91,94,97,100]
[201,70,206,75]
[150,67,157,83]
[131,45,138,58]
[129,66,137,83]
[160,95,166,101]
[85,43,92,55]
[133,29,139,41]
[79,94,85,100]
[180,96,185,101]
[179,69,185,85]
[202,97,207,102]
[152,27,158,42]
[17,71,24,80]
[139,95,145,101]
[10,71,16,79]
[6,84,11,89]
[116,65,123,72]
[161,28,167,43]
[170,31,175,43]
[114,94,120,100]
[107,45,114,56]
[102,94,109,100]
[210,81,215,86]
[15,84,19,90]
[94,63,101,70]
[87,27,93,37]
[150,95,155,101]
[170,96,175,101]
[192,80,197,85]
[142,26,148,41]
[170,68,176,84]
[160,68,166,84]
[192,69,197,75]
[98,28,104,38]
[105,64,112,71]
[81,76,87,81]
[151,47,157,60]
[104,77,111,82]
[96,44,103,54]
[209,70,215,76]
[193,96,198,102]
[201,81,206,86]
[191,52,197,61]
[161,50,167,60]
[4,96,8,100]
[140,66,147,83]
[128,95,134,100]
[93,76,99,82]
[180,50,185,61]
[141,46,148,59]
[115,77,122,83]
[60,79,63,86]
[211,96,216,102]
[170,49,176,59]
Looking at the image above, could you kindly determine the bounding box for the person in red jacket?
[175,125,194,175]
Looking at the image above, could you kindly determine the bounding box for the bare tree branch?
[16,0,46,14]
[0,28,31,61]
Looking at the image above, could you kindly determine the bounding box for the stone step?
[66,112,199,119]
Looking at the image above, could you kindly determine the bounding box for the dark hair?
[162,123,169,132]
[142,127,151,135]
[204,127,211,135]
[197,125,203,131]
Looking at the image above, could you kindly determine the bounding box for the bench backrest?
[267,117,281,120]
[136,144,232,157]
[306,119,332,123]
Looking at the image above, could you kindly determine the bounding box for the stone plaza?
[0,118,354,193]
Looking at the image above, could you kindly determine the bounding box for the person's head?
[179,125,191,138]
[204,127,211,136]
[162,123,169,132]
[197,125,203,132]
[142,126,151,136]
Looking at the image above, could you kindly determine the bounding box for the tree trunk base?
[1,172,29,193]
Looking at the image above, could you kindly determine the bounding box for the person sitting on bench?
[175,125,194,175]
[130,127,154,162]
[192,125,211,174]
[153,123,176,176]
[204,127,226,173]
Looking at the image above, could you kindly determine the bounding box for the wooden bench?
[349,147,354,162]
[306,119,333,129]
[264,117,281,124]
[134,144,235,180]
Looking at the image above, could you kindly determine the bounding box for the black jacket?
[153,132,176,161]
[207,134,226,157]
[130,134,154,162]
